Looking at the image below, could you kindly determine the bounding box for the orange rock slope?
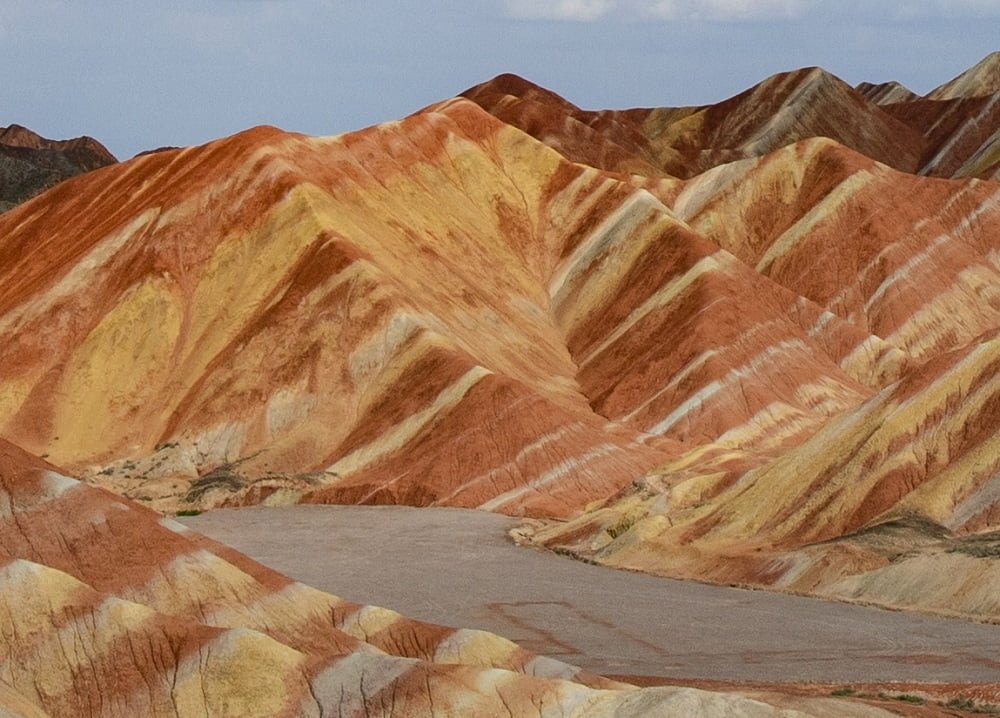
[0,56,998,627]
[0,97,880,519]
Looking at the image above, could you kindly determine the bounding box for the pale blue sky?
[2,1,998,158]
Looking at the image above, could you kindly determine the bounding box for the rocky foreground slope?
[0,53,998,661]
[8,438,888,717]
[0,124,116,212]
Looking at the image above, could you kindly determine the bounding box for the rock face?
[0,124,116,212]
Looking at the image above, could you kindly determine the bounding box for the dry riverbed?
[181,505,1000,684]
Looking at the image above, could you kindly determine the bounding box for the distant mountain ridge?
[0,123,116,212]
[463,52,1000,182]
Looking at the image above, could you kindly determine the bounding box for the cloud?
[889,0,1000,17]
[502,0,813,21]
[502,0,1000,22]
[504,0,616,21]
[644,0,814,20]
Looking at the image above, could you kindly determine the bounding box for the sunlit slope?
[640,67,924,176]
[673,138,1000,360]
[0,95,897,517]
[927,52,1000,101]
[524,331,1000,607]
[0,103,672,516]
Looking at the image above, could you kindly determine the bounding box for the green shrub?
[606,514,638,539]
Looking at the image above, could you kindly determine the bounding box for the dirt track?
[182,505,1000,683]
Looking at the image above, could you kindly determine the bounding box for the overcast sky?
[2,1,998,158]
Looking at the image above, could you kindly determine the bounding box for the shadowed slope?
[881,93,1000,179]
[0,124,116,212]
[855,80,919,105]
[461,73,674,178]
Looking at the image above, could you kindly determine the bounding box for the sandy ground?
[181,505,1000,683]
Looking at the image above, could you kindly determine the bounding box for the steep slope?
[460,73,675,177]
[0,108,675,517]
[861,53,1000,179]
[855,80,919,105]
[0,124,116,212]
[642,67,925,176]
[673,138,1000,361]
[3,439,856,717]
[881,93,1000,179]
[927,51,1000,100]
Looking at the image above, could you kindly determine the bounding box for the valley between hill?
[181,505,1000,683]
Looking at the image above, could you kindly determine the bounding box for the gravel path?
[182,505,1000,683]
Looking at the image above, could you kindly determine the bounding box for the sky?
[2,1,998,159]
